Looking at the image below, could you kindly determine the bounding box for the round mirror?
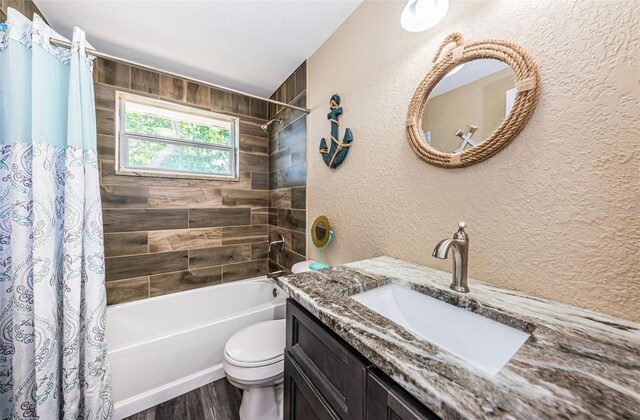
[406,33,540,168]
[422,59,516,154]
[311,216,331,249]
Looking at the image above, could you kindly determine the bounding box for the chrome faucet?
[267,234,286,279]
[268,233,285,253]
[432,221,470,293]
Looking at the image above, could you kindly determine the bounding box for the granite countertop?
[276,256,640,419]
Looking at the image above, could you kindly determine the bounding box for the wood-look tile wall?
[268,62,307,272]
[95,58,272,305]
[1,0,43,22]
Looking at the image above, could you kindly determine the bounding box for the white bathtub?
[106,277,286,419]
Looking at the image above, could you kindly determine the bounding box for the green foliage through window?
[125,113,174,137]
[178,121,231,145]
[121,98,236,177]
[125,113,231,146]
[128,139,230,174]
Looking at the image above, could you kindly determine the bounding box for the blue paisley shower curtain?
[0,8,112,419]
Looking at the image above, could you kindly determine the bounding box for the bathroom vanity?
[277,257,640,419]
[285,298,437,420]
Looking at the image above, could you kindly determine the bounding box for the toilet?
[223,263,315,419]
[291,260,315,274]
[224,319,286,420]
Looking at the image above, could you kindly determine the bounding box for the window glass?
[117,93,238,178]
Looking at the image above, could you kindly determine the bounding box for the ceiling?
[35,0,363,97]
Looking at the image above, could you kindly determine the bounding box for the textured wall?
[307,0,640,321]
[268,63,308,273]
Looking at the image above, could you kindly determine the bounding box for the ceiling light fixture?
[401,0,449,32]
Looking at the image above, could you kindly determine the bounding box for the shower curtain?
[0,9,112,419]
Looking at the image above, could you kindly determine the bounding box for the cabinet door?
[286,299,368,419]
[285,350,340,420]
[367,370,439,420]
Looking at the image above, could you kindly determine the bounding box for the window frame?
[115,91,240,181]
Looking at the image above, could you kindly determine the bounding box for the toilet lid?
[291,260,315,274]
[225,319,286,365]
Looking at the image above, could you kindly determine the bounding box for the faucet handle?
[454,221,468,241]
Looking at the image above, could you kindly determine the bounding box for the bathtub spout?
[268,270,284,279]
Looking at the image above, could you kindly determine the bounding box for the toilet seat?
[225,319,285,365]
[225,353,283,368]
[224,319,286,420]
[224,319,286,387]
[224,358,283,388]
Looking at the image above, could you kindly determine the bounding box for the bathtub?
[106,277,286,419]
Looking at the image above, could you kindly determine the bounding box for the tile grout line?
[107,238,270,259]
[108,258,267,284]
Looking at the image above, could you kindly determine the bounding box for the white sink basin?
[352,284,530,375]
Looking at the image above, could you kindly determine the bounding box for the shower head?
[261,118,282,133]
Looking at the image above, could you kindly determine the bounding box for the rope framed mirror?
[406,33,540,168]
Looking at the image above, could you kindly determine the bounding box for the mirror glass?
[311,215,331,249]
[315,222,327,242]
[421,59,516,154]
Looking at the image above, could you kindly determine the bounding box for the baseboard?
[112,364,226,419]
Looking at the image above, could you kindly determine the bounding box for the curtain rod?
[49,38,310,114]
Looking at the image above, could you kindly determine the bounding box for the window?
[116,92,239,179]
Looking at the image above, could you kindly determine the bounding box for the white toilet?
[223,319,286,420]
[291,260,315,274]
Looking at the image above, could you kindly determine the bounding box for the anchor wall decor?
[319,94,353,169]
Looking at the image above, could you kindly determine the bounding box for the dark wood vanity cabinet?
[285,298,368,419]
[366,369,438,420]
[284,352,339,420]
[285,299,439,420]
